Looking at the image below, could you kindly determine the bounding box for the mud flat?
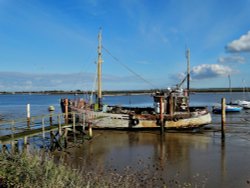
[53,127,250,187]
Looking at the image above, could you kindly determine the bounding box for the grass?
[0,151,86,188]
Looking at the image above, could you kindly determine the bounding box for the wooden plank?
[0,124,72,144]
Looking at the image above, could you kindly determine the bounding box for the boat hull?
[72,108,211,130]
[212,105,242,114]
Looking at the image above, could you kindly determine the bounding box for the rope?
[102,46,158,89]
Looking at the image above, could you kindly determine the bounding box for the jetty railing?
[0,111,91,152]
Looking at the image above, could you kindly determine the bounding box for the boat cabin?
[153,88,189,116]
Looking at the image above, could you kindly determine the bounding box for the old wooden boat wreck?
[61,30,211,130]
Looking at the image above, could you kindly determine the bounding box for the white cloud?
[226,31,250,52]
[0,72,92,91]
[0,71,152,91]
[191,64,233,79]
[218,55,245,64]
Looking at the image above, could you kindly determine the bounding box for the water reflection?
[220,139,226,187]
[50,130,250,187]
[53,131,213,184]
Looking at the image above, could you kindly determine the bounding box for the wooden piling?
[88,112,93,138]
[168,94,174,117]
[159,96,164,134]
[58,115,62,136]
[23,136,29,153]
[27,104,30,128]
[24,136,28,145]
[221,98,226,139]
[49,112,53,127]
[82,113,85,142]
[57,114,63,147]
[11,120,15,144]
[49,109,54,150]
[11,140,15,154]
[88,124,93,138]
[42,117,45,139]
[64,99,69,124]
[73,113,76,143]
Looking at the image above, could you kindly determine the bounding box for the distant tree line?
[0,87,249,95]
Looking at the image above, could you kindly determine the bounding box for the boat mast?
[97,28,103,108]
[186,48,190,96]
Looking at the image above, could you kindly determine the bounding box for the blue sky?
[1,0,250,91]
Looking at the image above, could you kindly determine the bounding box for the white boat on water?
[234,100,250,109]
[212,104,242,114]
[229,80,250,109]
[61,29,211,130]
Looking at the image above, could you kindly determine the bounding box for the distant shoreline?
[0,88,248,95]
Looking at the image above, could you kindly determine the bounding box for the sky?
[1,0,250,91]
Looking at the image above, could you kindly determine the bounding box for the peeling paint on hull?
[73,108,212,130]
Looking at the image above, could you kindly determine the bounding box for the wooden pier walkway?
[0,111,92,151]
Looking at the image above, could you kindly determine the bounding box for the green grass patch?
[0,152,85,188]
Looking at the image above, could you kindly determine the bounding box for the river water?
[0,92,250,187]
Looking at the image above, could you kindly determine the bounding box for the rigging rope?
[102,46,158,89]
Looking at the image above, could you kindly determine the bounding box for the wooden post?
[11,141,15,154]
[24,136,28,145]
[27,104,30,128]
[14,140,19,153]
[88,124,93,138]
[169,94,174,117]
[221,98,226,139]
[42,116,45,148]
[63,128,68,148]
[49,109,54,150]
[49,112,53,127]
[82,112,85,129]
[58,115,62,136]
[160,96,164,134]
[23,136,29,153]
[64,99,69,124]
[42,117,45,139]
[11,120,15,148]
[82,112,85,142]
[57,114,62,147]
[73,113,76,143]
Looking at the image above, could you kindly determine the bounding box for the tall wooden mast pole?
[97,28,102,108]
[186,48,190,96]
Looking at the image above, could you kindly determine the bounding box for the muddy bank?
[53,129,250,187]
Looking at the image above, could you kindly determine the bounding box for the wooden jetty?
[0,109,92,152]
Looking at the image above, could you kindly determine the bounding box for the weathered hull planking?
[71,107,211,130]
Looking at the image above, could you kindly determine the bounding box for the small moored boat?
[212,104,242,114]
